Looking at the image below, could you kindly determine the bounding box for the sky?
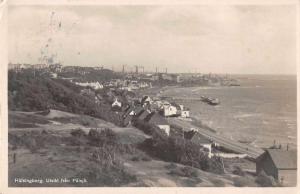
[8,5,297,74]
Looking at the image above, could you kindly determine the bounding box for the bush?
[169,166,198,178]
[131,152,151,162]
[232,166,245,176]
[140,136,224,174]
[255,170,277,187]
[76,160,137,186]
[88,128,118,147]
[181,166,198,178]
[210,178,225,187]
[233,177,254,187]
[165,163,177,169]
[71,128,86,137]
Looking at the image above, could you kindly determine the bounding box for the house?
[112,98,122,108]
[145,113,170,136]
[162,103,179,117]
[256,149,297,186]
[141,96,152,106]
[179,105,190,118]
[184,130,213,158]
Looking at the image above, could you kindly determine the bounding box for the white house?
[163,104,178,117]
[112,98,122,108]
[179,105,190,118]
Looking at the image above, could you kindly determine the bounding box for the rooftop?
[266,149,297,169]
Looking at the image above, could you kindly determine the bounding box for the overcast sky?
[8,5,297,74]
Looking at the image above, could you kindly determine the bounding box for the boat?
[229,83,240,86]
[200,96,220,105]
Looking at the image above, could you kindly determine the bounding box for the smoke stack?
[287,143,289,151]
[135,66,138,74]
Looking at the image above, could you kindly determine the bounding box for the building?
[145,113,170,136]
[75,81,104,90]
[256,149,297,186]
[141,96,152,106]
[184,130,213,158]
[179,105,190,118]
[162,103,179,117]
[112,98,122,108]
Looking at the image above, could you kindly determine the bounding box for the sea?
[161,74,297,149]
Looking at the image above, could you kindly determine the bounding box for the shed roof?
[266,149,297,169]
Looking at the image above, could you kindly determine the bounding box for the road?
[168,118,264,159]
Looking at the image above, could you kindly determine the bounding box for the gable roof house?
[111,98,122,112]
[256,149,297,186]
[144,113,170,136]
[184,131,213,158]
[162,103,179,117]
[141,96,152,106]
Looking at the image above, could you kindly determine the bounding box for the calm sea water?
[162,75,297,149]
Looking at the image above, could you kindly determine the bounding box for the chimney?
[287,143,289,151]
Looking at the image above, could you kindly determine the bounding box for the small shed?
[256,149,297,186]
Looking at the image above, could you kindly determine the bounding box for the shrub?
[181,166,198,178]
[255,170,277,187]
[88,128,118,147]
[232,166,245,176]
[131,152,151,162]
[165,163,177,169]
[131,156,140,161]
[210,178,225,187]
[71,128,86,137]
[233,177,254,187]
[140,135,224,174]
[76,160,137,186]
[169,166,198,178]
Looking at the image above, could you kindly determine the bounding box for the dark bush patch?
[232,166,245,176]
[165,163,177,169]
[70,128,86,138]
[255,171,277,187]
[233,177,254,187]
[169,166,198,178]
[210,178,225,187]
